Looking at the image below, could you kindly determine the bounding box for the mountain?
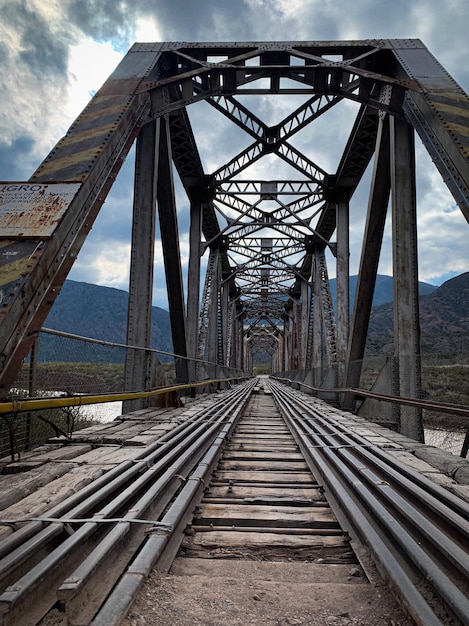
[366,272,469,355]
[42,280,172,360]
[41,273,466,362]
[329,274,436,310]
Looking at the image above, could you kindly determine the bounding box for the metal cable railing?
[0,327,249,460]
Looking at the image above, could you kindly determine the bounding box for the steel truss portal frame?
[1,39,469,438]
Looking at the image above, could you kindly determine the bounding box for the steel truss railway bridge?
[1,39,469,442]
[0,38,469,626]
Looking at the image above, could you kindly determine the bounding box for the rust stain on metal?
[97,78,144,97]
[0,182,81,238]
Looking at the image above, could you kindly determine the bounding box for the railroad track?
[180,383,353,563]
[0,377,467,625]
[267,378,469,626]
[0,379,257,625]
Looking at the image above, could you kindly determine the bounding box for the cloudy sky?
[1,0,469,308]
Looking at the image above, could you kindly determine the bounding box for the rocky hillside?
[366,272,469,355]
[330,274,435,310]
[44,280,173,356]
[43,274,469,361]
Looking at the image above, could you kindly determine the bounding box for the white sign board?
[0,182,81,238]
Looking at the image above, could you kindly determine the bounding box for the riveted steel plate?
[0,182,81,238]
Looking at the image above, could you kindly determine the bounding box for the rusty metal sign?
[0,182,81,238]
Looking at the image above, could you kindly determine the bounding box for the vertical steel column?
[317,249,337,366]
[237,307,245,370]
[206,248,221,372]
[305,281,314,370]
[272,336,280,373]
[284,308,293,371]
[312,254,323,384]
[186,190,202,383]
[280,316,287,372]
[124,120,158,412]
[288,308,298,370]
[278,332,284,374]
[197,247,217,361]
[157,115,189,383]
[220,281,230,367]
[232,306,243,370]
[240,320,246,371]
[225,297,236,368]
[336,194,350,387]
[300,279,310,370]
[345,116,391,407]
[243,334,251,373]
[292,298,301,370]
[390,117,424,442]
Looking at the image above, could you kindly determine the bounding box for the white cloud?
[134,16,163,42]
[72,241,131,289]
[67,39,123,119]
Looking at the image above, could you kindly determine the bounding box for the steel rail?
[0,379,257,625]
[273,385,469,528]
[89,383,251,626]
[291,402,469,524]
[56,379,256,614]
[268,385,469,522]
[0,393,234,568]
[56,421,228,619]
[268,379,469,626]
[0,400,220,559]
[1,419,220,603]
[274,375,469,420]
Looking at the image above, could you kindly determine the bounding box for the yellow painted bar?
[0,377,251,415]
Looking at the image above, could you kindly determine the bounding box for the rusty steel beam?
[0,45,164,394]
[123,120,160,412]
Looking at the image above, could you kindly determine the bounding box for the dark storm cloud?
[0,136,37,180]
[67,0,135,48]
[66,0,256,45]
[139,0,252,40]
[2,0,70,77]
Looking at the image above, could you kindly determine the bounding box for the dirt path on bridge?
[122,559,413,626]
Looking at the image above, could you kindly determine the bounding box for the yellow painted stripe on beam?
[435,92,469,105]
[54,121,121,150]
[66,101,132,129]
[431,100,469,122]
[34,145,109,178]
[34,94,135,176]
[0,257,33,285]
[441,120,469,140]
[64,98,133,137]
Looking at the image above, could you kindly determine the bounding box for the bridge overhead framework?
[1,39,469,442]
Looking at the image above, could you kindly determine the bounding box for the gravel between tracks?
[121,559,413,626]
